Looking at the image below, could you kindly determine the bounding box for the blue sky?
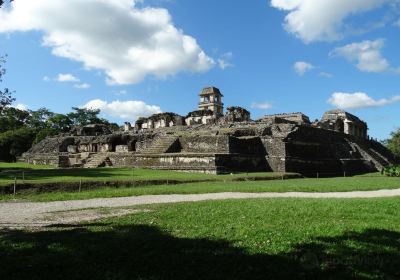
[1,0,400,139]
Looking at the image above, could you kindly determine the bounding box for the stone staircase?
[142,135,179,154]
[84,153,111,168]
[347,139,391,171]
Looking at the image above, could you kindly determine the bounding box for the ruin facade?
[23,87,398,175]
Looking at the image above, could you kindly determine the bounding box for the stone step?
[83,154,110,168]
[349,140,385,171]
[142,135,178,154]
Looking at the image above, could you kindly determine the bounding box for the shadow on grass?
[0,226,399,279]
[0,168,128,180]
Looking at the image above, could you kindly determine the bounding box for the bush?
[384,166,400,177]
[0,128,36,161]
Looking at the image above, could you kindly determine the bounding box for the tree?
[0,127,36,161]
[0,107,30,133]
[0,2,15,112]
[67,107,108,126]
[0,56,15,114]
[0,0,13,7]
[385,128,400,158]
[27,107,54,130]
[48,113,73,132]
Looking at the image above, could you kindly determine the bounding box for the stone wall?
[215,154,270,173]
[107,153,218,174]
[283,126,376,174]
[261,137,286,172]
[180,135,229,153]
[23,153,64,167]
[229,137,266,155]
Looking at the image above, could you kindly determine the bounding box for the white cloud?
[0,0,214,85]
[293,61,314,76]
[328,92,400,109]
[56,73,80,82]
[42,76,50,82]
[218,52,234,70]
[251,102,273,110]
[74,83,91,89]
[270,0,391,43]
[83,99,162,121]
[330,39,390,73]
[13,103,29,111]
[319,72,333,78]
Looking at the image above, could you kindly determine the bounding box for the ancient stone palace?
[23,87,398,175]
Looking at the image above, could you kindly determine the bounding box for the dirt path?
[1,188,400,229]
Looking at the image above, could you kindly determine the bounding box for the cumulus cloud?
[270,0,391,43]
[74,83,91,89]
[83,99,162,121]
[13,103,29,111]
[0,0,214,85]
[330,39,390,73]
[218,52,234,70]
[56,73,80,82]
[293,61,314,76]
[328,92,400,109]
[251,102,273,110]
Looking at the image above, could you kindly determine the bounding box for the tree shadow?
[0,226,399,279]
[0,168,126,180]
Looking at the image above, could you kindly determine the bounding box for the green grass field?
[2,175,399,202]
[0,162,293,185]
[0,162,399,202]
[1,198,399,279]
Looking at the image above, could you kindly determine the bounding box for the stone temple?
[23,87,398,175]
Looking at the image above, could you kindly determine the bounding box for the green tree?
[0,56,15,114]
[33,128,59,144]
[67,107,107,126]
[385,128,400,158]
[0,2,16,114]
[27,107,54,130]
[48,113,73,132]
[0,107,30,132]
[0,127,36,161]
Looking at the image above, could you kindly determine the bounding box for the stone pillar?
[344,120,352,135]
[124,122,131,132]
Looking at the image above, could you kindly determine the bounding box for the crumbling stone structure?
[258,113,310,125]
[23,87,399,175]
[222,106,251,123]
[136,113,185,130]
[314,109,368,139]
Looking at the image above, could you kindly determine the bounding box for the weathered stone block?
[116,145,129,153]
[67,145,78,153]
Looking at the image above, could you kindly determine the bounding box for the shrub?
[384,166,400,177]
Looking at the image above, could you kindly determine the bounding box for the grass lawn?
[1,162,398,202]
[0,163,294,185]
[1,174,399,202]
[1,198,399,279]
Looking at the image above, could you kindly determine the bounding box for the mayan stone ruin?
[23,87,399,175]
